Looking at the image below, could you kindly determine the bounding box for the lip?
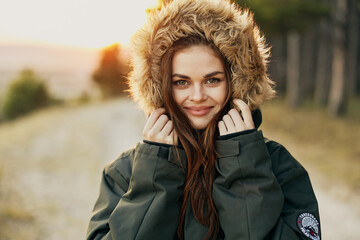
[184,106,213,116]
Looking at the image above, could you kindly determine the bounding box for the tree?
[1,69,50,120]
[235,0,329,35]
[286,31,301,107]
[92,43,130,98]
[346,0,359,96]
[314,15,332,106]
[235,0,329,108]
[329,0,347,116]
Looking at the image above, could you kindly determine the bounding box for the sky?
[0,0,159,49]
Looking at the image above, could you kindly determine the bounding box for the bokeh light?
[0,0,159,48]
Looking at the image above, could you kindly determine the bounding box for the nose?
[189,84,207,102]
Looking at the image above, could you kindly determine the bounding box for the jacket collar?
[252,109,262,129]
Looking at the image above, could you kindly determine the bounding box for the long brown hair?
[161,36,232,240]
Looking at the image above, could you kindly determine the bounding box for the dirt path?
[0,98,145,239]
[0,98,359,239]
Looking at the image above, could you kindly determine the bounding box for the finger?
[218,121,227,136]
[233,99,255,129]
[173,130,178,145]
[143,108,166,133]
[169,130,178,145]
[151,114,169,133]
[222,114,236,133]
[161,120,173,136]
[227,108,245,130]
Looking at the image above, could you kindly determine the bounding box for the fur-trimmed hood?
[128,0,275,114]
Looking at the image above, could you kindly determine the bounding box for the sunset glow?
[0,0,160,48]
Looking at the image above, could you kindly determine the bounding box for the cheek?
[214,84,228,104]
[220,91,227,104]
[172,89,184,105]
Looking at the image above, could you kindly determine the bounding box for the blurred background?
[0,0,359,239]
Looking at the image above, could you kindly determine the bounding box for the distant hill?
[0,43,100,99]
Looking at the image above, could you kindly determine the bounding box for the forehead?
[172,45,224,75]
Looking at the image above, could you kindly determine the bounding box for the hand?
[143,108,178,145]
[218,99,255,136]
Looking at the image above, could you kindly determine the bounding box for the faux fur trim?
[128,0,275,114]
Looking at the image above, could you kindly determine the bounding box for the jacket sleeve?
[212,130,321,240]
[266,140,321,240]
[86,142,186,240]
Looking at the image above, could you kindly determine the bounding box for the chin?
[191,120,211,130]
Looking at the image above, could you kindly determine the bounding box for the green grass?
[0,206,34,222]
[348,97,360,120]
[0,163,40,239]
[0,186,37,239]
[260,98,360,190]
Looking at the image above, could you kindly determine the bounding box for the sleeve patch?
[297,212,320,240]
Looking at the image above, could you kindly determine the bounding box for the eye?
[173,80,189,86]
[206,78,221,84]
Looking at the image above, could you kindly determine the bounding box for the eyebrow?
[171,71,225,79]
[204,71,225,78]
[172,73,190,79]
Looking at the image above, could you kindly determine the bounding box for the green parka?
[86,111,321,240]
[87,1,320,238]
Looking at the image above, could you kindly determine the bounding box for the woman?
[87,0,321,239]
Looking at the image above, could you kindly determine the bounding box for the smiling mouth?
[184,106,213,116]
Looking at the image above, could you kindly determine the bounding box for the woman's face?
[171,45,227,129]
